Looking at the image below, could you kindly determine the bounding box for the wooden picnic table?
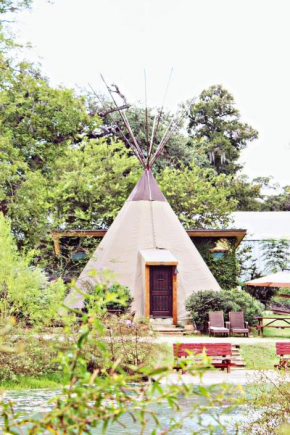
[256,316,290,337]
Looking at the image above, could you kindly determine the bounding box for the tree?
[87,95,195,170]
[0,57,101,248]
[261,186,290,211]
[261,239,290,274]
[0,213,65,324]
[50,139,141,230]
[188,85,258,175]
[229,175,264,211]
[158,162,237,228]
[46,147,236,279]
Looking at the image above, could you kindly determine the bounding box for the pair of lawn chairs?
[208,311,249,337]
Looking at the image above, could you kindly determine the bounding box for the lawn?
[0,374,67,390]
[262,314,290,338]
[240,342,278,370]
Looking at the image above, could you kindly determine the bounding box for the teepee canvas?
[65,78,220,323]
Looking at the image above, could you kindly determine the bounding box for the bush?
[271,287,290,309]
[244,285,277,306]
[0,336,62,381]
[223,289,264,325]
[185,289,264,332]
[0,214,66,325]
[106,284,134,312]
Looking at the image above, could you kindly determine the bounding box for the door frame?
[145,261,178,325]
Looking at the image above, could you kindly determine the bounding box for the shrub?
[244,285,277,306]
[1,277,242,434]
[185,289,264,332]
[0,213,66,325]
[0,336,62,381]
[271,287,290,309]
[106,284,134,312]
[223,289,264,325]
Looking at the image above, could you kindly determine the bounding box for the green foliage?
[245,285,277,306]
[0,56,101,249]
[0,213,66,324]
[0,336,60,381]
[242,372,290,434]
[194,238,239,289]
[2,278,242,434]
[105,284,133,311]
[262,185,290,211]
[50,139,140,229]
[158,162,236,228]
[188,85,258,175]
[239,343,277,370]
[185,290,234,332]
[271,288,290,309]
[223,288,264,324]
[229,175,265,211]
[185,289,264,332]
[237,243,262,283]
[261,239,290,273]
[96,102,195,170]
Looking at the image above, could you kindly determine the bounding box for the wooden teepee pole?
[88,84,144,166]
[101,75,146,168]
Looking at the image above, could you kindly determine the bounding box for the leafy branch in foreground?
[1,275,243,434]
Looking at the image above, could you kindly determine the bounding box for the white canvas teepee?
[64,78,220,321]
[66,169,220,320]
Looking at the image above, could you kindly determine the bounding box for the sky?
[11,0,290,188]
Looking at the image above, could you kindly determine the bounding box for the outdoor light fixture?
[174,268,179,274]
[71,248,87,261]
[209,239,229,260]
[210,249,227,260]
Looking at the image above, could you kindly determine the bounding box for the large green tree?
[188,85,258,175]
[88,95,195,170]
[262,186,290,211]
[0,57,101,246]
[158,163,236,228]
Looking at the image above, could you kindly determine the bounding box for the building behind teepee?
[65,78,220,323]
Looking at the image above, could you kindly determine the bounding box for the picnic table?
[256,316,290,337]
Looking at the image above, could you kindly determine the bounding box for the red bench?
[276,342,290,370]
[173,343,234,373]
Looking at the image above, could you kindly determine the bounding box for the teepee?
[65,78,220,323]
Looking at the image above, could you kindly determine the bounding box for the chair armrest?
[245,321,249,328]
[225,321,230,329]
[208,321,211,331]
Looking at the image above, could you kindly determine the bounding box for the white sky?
[11,0,290,188]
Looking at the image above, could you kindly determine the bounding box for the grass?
[0,373,68,390]
[240,342,278,370]
[262,314,290,338]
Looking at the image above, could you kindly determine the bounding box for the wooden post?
[172,267,177,325]
[145,265,150,318]
[52,234,61,256]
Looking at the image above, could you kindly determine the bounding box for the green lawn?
[262,315,290,338]
[0,374,68,390]
[240,343,278,370]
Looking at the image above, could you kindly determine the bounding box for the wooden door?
[150,266,173,317]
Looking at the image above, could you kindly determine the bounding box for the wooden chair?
[173,343,234,373]
[208,311,229,337]
[229,312,249,337]
[275,342,290,370]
